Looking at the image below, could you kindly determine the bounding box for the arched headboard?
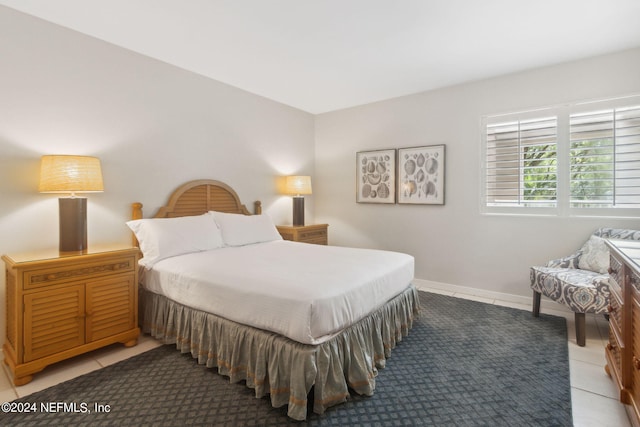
[131,179,262,245]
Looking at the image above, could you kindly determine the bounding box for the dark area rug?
[3,291,571,426]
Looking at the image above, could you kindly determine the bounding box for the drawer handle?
[607,343,617,352]
[634,357,640,371]
[608,304,616,313]
[608,267,619,275]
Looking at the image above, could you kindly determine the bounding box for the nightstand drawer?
[609,253,623,292]
[276,224,328,245]
[606,326,625,394]
[610,285,624,337]
[297,229,328,245]
[23,254,136,290]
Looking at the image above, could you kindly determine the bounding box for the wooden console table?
[605,239,640,426]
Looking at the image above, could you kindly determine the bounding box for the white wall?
[315,48,640,298]
[0,7,315,344]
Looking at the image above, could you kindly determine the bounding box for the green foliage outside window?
[523,145,557,202]
[569,139,614,206]
[521,139,614,206]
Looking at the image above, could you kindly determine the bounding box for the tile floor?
[0,286,631,427]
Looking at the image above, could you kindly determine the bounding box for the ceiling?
[2,0,640,114]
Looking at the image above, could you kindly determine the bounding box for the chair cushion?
[578,235,610,273]
[530,266,610,314]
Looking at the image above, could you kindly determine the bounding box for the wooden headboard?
[131,179,262,245]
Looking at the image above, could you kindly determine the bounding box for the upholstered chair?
[530,228,640,346]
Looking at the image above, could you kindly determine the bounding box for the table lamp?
[39,155,104,252]
[284,175,312,226]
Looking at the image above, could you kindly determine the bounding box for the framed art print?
[397,145,445,205]
[356,149,396,203]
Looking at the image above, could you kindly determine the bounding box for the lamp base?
[292,197,305,226]
[59,198,87,252]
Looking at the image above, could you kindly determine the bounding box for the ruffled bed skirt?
[139,284,420,420]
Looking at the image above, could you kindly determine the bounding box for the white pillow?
[126,214,224,267]
[210,211,282,246]
[578,235,610,274]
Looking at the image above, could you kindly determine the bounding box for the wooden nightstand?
[2,245,140,385]
[276,224,328,245]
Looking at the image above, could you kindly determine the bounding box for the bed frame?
[132,179,419,420]
[131,179,261,246]
[132,178,259,219]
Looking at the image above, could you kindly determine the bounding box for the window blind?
[486,117,557,207]
[570,105,640,208]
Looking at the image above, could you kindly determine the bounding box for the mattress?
[141,240,414,344]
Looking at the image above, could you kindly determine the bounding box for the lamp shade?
[39,155,104,193]
[284,175,312,196]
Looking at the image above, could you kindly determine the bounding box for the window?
[482,95,640,216]
[569,105,640,208]
[485,116,557,208]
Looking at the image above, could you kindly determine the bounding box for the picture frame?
[397,145,445,205]
[356,149,396,203]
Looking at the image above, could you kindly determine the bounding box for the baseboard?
[412,278,573,313]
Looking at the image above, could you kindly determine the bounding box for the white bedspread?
[141,240,414,344]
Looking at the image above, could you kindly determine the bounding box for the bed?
[129,179,419,420]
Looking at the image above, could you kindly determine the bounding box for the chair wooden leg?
[532,291,541,317]
[575,312,586,347]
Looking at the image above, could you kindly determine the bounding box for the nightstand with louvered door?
[276,224,328,245]
[2,246,140,385]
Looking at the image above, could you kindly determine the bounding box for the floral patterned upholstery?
[530,228,640,346]
[530,267,609,314]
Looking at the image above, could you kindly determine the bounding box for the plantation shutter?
[485,117,557,207]
[570,105,640,208]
